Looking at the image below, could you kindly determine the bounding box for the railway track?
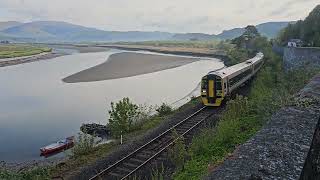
[89,106,220,180]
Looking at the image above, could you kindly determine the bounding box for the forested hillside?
[278,5,320,46]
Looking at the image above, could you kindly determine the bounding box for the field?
[0,44,52,59]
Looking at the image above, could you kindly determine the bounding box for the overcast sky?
[0,0,319,34]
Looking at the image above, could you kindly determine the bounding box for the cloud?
[0,0,318,34]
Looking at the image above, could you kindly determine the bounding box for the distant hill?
[170,22,292,41]
[1,21,173,42]
[171,33,215,41]
[0,20,292,42]
[216,22,293,40]
[256,22,294,38]
[216,28,245,40]
[0,21,22,31]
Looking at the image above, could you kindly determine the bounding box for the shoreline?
[62,52,201,83]
[0,52,64,68]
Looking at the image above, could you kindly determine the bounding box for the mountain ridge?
[0,20,293,42]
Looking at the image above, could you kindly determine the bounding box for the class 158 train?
[201,52,264,106]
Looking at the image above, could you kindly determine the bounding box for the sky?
[0,0,319,34]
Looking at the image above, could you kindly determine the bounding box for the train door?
[207,78,215,104]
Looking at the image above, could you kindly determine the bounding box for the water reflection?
[0,49,224,162]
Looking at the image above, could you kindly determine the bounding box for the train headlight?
[202,90,207,93]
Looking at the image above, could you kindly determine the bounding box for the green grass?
[0,167,50,180]
[173,43,320,179]
[0,44,51,59]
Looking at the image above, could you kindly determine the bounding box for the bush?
[71,132,95,157]
[0,167,50,180]
[156,103,173,116]
[108,97,140,138]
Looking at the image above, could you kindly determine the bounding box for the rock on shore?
[80,123,111,138]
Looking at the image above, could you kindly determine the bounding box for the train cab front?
[201,74,224,106]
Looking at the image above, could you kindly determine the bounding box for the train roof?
[208,52,264,78]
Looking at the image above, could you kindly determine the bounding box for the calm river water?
[0,49,224,162]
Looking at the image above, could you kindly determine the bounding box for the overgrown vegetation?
[71,132,96,157]
[50,98,200,178]
[169,130,188,172]
[0,167,50,180]
[151,164,165,180]
[0,44,51,58]
[277,5,320,47]
[174,32,320,179]
[156,103,173,116]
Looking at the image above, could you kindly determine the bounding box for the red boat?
[40,136,75,156]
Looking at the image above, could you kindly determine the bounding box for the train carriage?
[201,52,264,106]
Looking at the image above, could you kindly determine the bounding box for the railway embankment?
[207,74,320,179]
[59,100,205,179]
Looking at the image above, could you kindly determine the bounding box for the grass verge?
[0,44,51,59]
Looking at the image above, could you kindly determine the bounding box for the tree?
[156,103,173,116]
[169,130,187,171]
[277,5,320,47]
[108,97,139,138]
[243,25,260,38]
[232,25,260,49]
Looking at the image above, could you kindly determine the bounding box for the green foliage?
[277,5,320,46]
[156,103,173,116]
[231,25,261,49]
[108,97,140,137]
[0,44,52,58]
[151,164,165,180]
[0,167,50,180]
[226,48,250,66]
[169,130,188,172]
[71,132,95,157]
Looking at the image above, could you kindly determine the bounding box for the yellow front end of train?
[201,74,225,106]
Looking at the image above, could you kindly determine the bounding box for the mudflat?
[63,52,199,83]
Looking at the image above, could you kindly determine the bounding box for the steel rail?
[89,106,208,180]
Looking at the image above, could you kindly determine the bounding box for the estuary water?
[0,49,224,162]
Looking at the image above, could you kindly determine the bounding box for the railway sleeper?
[150,139,173,150]
[181,123,196,129]
[130,158,145,163]
[136,153,152,159]
[108,172,124,178]
[176,126,193,131]
[116,167,133,173]
[141,150,156,155]
[123,162,139,168]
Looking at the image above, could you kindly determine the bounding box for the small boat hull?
[40,136,75,156]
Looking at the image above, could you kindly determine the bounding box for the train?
[201,52,264,106]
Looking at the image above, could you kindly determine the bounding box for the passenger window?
[216,79,222,90]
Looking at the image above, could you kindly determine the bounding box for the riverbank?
[0,52,63,67]
[0,44,111,67]
[63,52,200,83]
